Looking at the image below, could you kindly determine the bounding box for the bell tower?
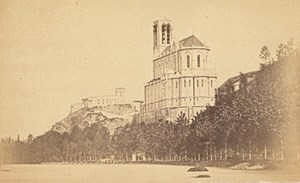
[153,19,173,57]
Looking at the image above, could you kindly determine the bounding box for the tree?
[259,46,272,67]
[173,112,190,158]
[276,43,289,61]
[188,107,217,160]
[27,134,33,144]
[276,39,300,61]
[239,72,247,90]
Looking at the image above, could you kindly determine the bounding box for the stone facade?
[139,19,217,123]
[82,88,127,109]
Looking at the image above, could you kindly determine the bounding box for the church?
[139,19,217,123]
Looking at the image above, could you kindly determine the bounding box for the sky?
[1,0,300,139]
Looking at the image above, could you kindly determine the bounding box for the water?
[0,164,299,183]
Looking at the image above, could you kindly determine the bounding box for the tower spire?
[153,19,173,57]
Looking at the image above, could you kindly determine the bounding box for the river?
[0,164,299,183]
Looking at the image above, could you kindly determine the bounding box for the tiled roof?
[160,35,207,56]
[179,35,206,48]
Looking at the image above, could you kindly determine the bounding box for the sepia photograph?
[0,0,299,182]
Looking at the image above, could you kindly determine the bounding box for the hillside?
[51,104,137,135]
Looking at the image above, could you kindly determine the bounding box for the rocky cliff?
[51,104,137,135]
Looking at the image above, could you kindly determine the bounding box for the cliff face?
[51,104,137,135]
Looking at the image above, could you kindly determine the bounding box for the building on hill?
[139,19,217,123]
[68,88,139,115]
[82,88,127,109]
[218,71,258,95]
[69,88,128,114]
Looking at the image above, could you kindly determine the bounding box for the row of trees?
[0,138,29,164]
[0,123,111,164]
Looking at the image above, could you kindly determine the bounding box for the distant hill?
[51,104,137,135]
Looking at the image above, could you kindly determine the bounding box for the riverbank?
[5,158,299,172]
[57,159,300,171]
[122,159,299,170]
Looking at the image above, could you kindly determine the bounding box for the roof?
[147,77,161,84]
[115,87,125,90]
[83,95,117,100]
[179,35,206,48]
[219,71,259,90]
[160,35,207,56]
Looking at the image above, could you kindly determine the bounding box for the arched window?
[162,24,166,44]
[197,80,199,87]
[211,80,213,87]
[201,79,204,87]
[184,80,186,87]
[189,80,191,87]
[197,55,201,67]
[187,55,190,68]
[167,24,171,44]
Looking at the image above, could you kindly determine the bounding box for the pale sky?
[1,0,300,139]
